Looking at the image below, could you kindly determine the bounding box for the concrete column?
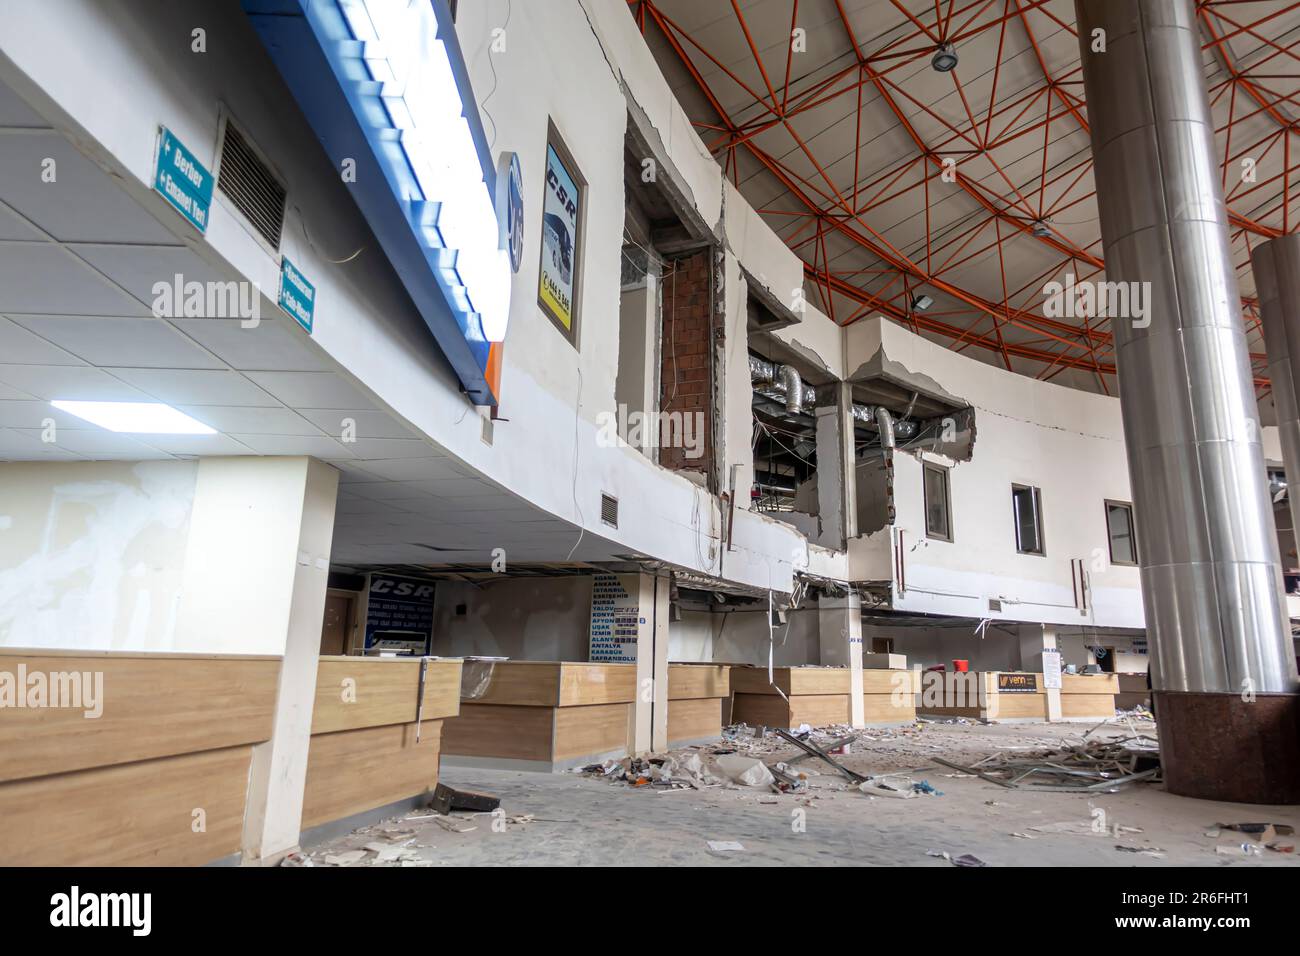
[181,457,340,865]
[815,382,858,549]
[630,572,670,754]
[1040,626,1062,722]
[818,592,865,728]
[1252,235,1300,559]
[1076,0,1300,802]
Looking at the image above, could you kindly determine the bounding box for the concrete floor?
[305,721,1300,867]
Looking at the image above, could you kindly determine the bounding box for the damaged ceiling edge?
[847,347,970,413]
[622,80,716,248]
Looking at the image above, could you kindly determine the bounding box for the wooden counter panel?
[553,703,634,760]
[1060,694,1118,718]
[667,697,723,744]
[731,692,852,729]
[301,720,443,829]
[461,661,562,706]
[864,693,916,723]
[988,692,1048,719]
[558,663,637,707]
[441,703,555,761]
[0,653,278,784]
[312,658,461,734]
[420,659,462,719]
[1061,673,1120,695]
[668,664,730,700]
[727,665,790,695]
[789,668,853,697]
[0,745,253,866]
[861,669,913,694]
[728,666,851,697]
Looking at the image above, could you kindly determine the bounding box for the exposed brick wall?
[659,248,714,479]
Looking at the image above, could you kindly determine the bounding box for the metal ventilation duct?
[747,354,918,438]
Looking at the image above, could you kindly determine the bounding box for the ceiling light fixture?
[1031,219,1052,238]
[931,42,958,73]
[911,293,934,312]
[51,400,217,435]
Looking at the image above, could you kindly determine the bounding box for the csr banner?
[363,573,435,651]
[538,138,582,341]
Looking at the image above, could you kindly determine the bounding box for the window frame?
[1011,483,1045,556]
[1104,498,1138,567]
[922,461,953,542]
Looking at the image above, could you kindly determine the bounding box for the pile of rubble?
[575,723,947,800]
[931,730,1161,793]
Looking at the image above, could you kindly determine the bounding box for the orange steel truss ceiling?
[631,0,1300,396]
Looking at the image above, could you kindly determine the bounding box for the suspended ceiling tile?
[0,242,149,315]
[242,370,376,409]
[169,317,330,372]
[8,314,226,369]
[108,367,279,406]
[0,133,177,244]
[0,364,149,402]
[173,403,322,436]
[228,433,353,458]
[0,315,85,365]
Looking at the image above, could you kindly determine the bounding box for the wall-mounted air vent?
[988,598,1003,613]
[217,120,287,251]
[600,494,619,528]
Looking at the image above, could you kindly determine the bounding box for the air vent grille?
[988,598,1003,613]
[600,493,619,528]
[217,122,286,250]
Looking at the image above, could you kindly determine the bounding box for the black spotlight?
[932,42,958,72]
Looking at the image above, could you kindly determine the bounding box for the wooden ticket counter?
[441,661,637,771]
[728,664,916,729]
[667,663,730,746]
[302,655,462,830]
[0,648,280,866]
[915,670,1119,722]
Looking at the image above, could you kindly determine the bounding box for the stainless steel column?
[1076,0,1300,802]
[1252,236,1300,554]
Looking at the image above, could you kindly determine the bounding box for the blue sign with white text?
[278,256,316,333]
[153,127,212,234]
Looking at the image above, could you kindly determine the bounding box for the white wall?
[852,318,1145,629]
[431,575,592,660]
[695,604,819,666]
[0,456,336,654]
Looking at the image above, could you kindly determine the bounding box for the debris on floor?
[431,783,500,813]
[931,733,1160,793]
[707,840,745,852]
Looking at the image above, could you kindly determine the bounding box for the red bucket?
[951,659,970,672]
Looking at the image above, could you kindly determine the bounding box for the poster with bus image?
[538,139,581,340]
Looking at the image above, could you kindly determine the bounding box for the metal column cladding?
[1076,0,1297,695]
[1252,236,1300,567]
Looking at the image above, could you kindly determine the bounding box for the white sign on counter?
[1042,648,1063,689]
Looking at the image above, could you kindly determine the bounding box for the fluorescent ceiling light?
[51,400,217,435]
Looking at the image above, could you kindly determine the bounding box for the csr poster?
[538,141,581,339]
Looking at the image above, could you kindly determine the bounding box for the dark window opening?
[1012,484,1044,555]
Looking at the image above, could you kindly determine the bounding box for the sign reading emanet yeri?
[153,126,212,234]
